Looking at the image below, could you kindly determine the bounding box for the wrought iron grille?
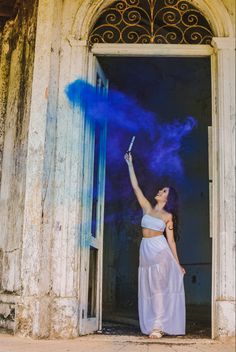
[88,0,214,46]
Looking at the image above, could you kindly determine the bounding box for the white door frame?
[88,43,217,339]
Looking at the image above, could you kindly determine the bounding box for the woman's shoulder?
[162,210,173,222]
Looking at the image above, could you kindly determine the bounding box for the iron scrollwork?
[89,0,213,46]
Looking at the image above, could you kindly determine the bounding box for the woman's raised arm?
[124,152,151,212]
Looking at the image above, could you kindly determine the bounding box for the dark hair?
[163,186,180,242]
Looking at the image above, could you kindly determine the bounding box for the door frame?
[68,39,234,338]
[89,43,217,338]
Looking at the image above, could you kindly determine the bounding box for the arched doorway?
[85,0,214,338]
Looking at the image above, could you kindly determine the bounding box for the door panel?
[78,54,108,334]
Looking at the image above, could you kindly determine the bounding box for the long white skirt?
[138,235,186,335]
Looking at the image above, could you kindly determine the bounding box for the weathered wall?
[0,0,38,331]
[222,0,235,23]
[0,0,234,339]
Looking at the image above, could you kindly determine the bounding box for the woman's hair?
[163,186,180,242]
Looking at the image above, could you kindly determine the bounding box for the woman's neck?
[154,202,166,211]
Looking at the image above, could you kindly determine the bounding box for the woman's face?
[155,187,170,203]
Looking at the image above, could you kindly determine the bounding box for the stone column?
[211,37,236,337]
[17,0,59,338]
[49,38,89,337]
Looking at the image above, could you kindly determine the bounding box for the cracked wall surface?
[0,0,38,331]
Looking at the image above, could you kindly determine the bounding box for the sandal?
[149,329,164,339]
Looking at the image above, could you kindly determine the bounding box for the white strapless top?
[141,214,166,232]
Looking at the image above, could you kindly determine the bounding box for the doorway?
[100,56,212,337]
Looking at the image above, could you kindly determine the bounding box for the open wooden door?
[78,54,108,335]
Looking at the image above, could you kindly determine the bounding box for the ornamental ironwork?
[88,0,214,46]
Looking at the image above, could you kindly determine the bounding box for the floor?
[0,332,235,352]
[0,323,235,352]
[103,304,211,338]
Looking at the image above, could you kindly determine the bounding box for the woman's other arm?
[165,215,186,274]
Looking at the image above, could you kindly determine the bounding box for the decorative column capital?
[211,37,236,50]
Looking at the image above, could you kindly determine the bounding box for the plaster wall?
[0,0,38,331]
[0,0,235,339]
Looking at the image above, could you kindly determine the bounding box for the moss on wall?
[0,0,38,299]
[0,0,38,179]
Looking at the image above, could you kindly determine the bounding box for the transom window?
[89,0,214,46]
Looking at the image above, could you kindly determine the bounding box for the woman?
[124,152,186,339]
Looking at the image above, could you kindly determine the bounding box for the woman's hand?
[179,266,186,275]
[124,152,133,166]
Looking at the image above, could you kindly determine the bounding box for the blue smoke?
[150,116,197,176]
[65,79,157,139]
[65,79,197,178]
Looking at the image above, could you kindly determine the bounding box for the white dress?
[138,214,186,335]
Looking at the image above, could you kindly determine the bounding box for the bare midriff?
[142,228,163,238]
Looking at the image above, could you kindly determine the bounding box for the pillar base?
[15,296,79,338]
[215,300,236,337]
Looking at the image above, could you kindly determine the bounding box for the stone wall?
[0,0,38,332]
